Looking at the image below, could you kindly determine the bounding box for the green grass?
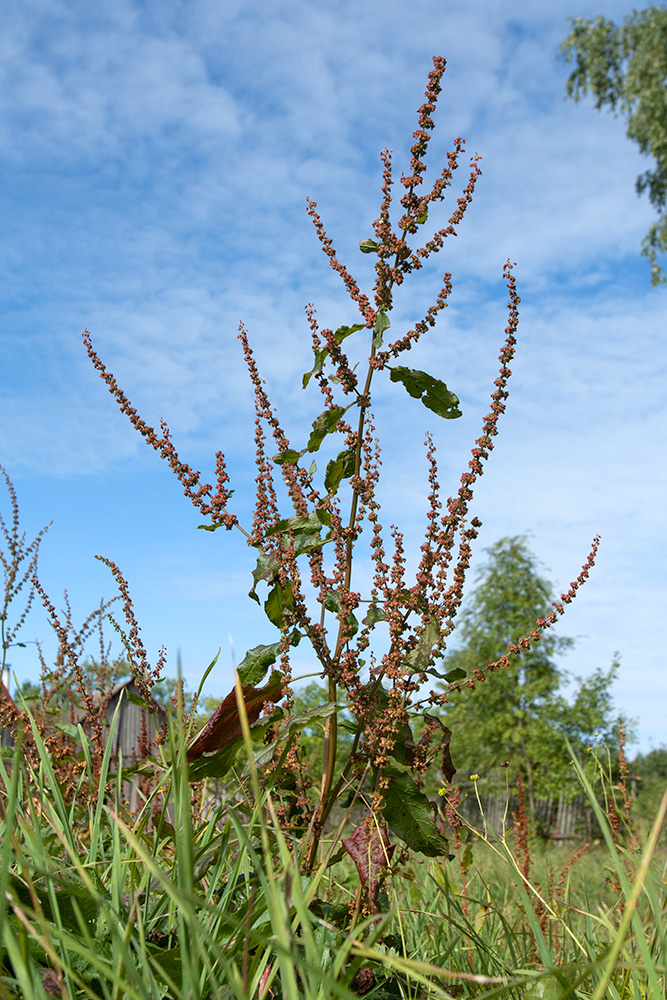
[1,701,666,999]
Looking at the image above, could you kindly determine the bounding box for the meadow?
[0,703,665,999]
[1,55,666,997]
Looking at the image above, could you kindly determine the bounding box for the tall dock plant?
[82,58,599,887]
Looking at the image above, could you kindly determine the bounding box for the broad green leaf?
[265,580,294,627]
[307,406,347,453]
[324,448,356,493]
[444,666,467,682]
[405,617,441,672]
[381,767,452,857]
[389,366,462,419]
[54,721,82,739]
[237,642,281,685]
[415,204,428,224]
[324,590,343,613]
[7,874,100,932]
[362,605,386,627]
[125,691,150,707]
[359,238,379,253]
[265,512,332,560]
[237,630,302,686]
[425,663,467,682]
[273,449,302,465]
[249,549,279,603]
[187,736,244,781]
[266,513,323,537]
[250,701,338,771]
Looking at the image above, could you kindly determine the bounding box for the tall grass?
[1,692,666,999]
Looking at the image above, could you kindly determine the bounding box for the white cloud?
[0,0,664,749]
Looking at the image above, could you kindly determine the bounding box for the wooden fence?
[454,786,599,841]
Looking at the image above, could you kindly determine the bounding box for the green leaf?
[405,617,441,672]
[249,549,280,603]
[265,580,294,627]
[273,449,302,465]
[237,642,281,685]
[323,588,359,638]
[254,701,339,770]
[359,238,379,253]
[265,512,332,559]
[362,605,386,627]
[325,324,361,349]
[303,349,328,388]
[389,366,462,419]
[302,325,364,387]
[187,736,244,781]
[307,406,347,453]
[381,767,452,857]
[373,310,390,349]
[125,691,150,707]
[444,666,467,682]
[324,448,357,493]
[236,632,302,687]
[415,204,428,224]
[54,721,82,740]
[266,513,323,538]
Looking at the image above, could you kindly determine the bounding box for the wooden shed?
[1,676,166,815]
[101,678,167,814]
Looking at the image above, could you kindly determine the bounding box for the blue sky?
[1,0,665,753]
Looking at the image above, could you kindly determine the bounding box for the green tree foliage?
[560,6,667,284]
[437,536,619,809]
[630,746,667,819]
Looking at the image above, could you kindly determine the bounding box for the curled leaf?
[307,406,347,453]
[342,822,395,909]
[186,672,284,762]
[324,448,356,494]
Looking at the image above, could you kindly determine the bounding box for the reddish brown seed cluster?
[82,330,237,531]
